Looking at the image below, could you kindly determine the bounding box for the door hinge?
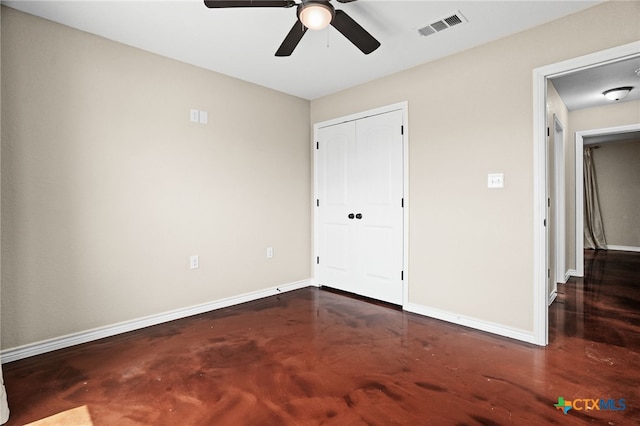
[548,198,551,207]
[548,268,551,278]
[544,219,547,227]
[401,271,404,281]
[401,198,404,208]
[316,199,319,207]
[316,256,320,264]
[547,127,550,137]
[401,125,404,135]
[316,141,319,150]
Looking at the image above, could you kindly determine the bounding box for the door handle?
[348,213,355,219]
[355,213,363,220]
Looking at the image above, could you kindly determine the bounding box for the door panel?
[363,226,393,279]
[326,135,350,206]
[356,111,404,304]
[325,224,349,272]
[317,121,358,293]
[362,127,393,205]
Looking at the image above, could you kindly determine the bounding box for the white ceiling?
[551,56,640,111]
[584,131,640,145]
[3,0,606,100]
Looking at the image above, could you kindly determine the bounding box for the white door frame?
[312,101,409,306]
[532,40,640,346]
[553,115,566,285]
[545,122,553,305]
[575,123,640,275]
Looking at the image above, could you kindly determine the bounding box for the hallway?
[3,250,639,425]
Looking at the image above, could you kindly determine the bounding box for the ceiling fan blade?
[331,9,380,54]
[275,21,308,56]
[204,0,295,8]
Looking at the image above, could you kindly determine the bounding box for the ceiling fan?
[203,0,381,57]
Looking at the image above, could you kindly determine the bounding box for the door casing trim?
[553,115,567,286]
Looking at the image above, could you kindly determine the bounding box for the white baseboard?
[607,245,640,253]
[404,303,536,345]
[567,269,582,281]
[558,272,569,284]
[309,279,322,288]
[1,279,311,364]
[548,290,558,306]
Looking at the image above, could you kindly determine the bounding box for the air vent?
[444,14,463,27]
[418,11,467,38]
[417,26,436,37]
[430,20,448,32]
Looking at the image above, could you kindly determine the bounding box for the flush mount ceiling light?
[602,86,633,101]
[299,1,335,30]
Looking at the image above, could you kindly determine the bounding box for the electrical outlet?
[266,247,274,259]
[190,255,199,269]
[190,109,199,123]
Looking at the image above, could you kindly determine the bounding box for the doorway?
[313,102,409,306]
[574,124,640,276]
[533,41,640,346]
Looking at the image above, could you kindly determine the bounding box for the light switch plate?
[488,173,504,188]
[190,109,199,123]
[199,111,208,124]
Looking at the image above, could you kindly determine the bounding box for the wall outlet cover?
[488,173,504,188]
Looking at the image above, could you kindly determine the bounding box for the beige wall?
[566,100,640,269]
[1,7,311,349]
[592,140,640,248]
[311,1,639,333]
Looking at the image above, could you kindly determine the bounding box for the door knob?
[348,213,355,219]
[356,213,363,219]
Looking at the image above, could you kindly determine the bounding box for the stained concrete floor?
[3,249,639,425]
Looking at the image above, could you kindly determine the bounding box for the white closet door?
[317,120,359,294]
[317,109,403,304]
[355,110,404,304]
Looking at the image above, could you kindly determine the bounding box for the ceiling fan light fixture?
[299,2,334,30]
[602,86,633,101]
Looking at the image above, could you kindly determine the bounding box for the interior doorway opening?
[532,41,640,346]
[575,125,640,272]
